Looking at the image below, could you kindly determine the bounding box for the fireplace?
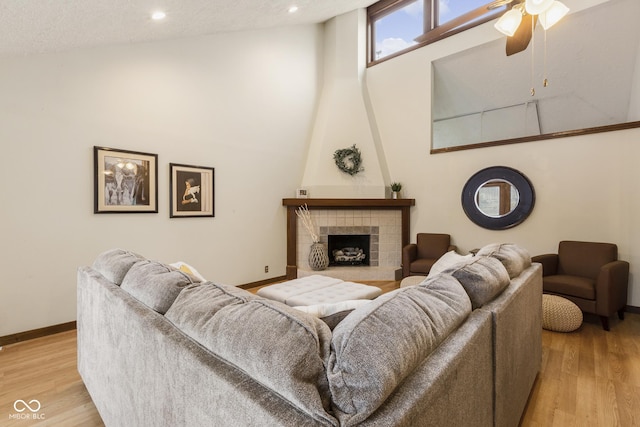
[328,234,370,266]
[282,198,415,280]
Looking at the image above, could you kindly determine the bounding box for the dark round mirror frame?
[462,166,535,230]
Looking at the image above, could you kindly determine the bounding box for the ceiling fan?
[488,0,569,56]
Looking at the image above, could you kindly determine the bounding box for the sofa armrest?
[402,244,417,277]
[531,254,558,276]
[595,260,630,315]
[480,263,542,427]
[359,309,493,427]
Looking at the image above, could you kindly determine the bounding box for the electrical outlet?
[264,266,269,273]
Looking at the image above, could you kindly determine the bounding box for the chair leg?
[600,316,610,331]
[618,309,625,320]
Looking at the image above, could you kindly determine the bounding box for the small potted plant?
[390,182,402,199]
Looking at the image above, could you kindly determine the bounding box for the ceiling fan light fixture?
[539,1,569,30]
[494,8,523,37]
[524,0,554,15]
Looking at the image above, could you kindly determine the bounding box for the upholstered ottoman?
[257,275,382,306]
[542,294,583,332]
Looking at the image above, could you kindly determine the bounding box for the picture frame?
[94,146,158,213]
[296,188,309,198]
[170,163,215,218]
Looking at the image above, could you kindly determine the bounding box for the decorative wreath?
[333,144,364,176]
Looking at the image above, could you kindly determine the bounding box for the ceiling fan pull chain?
[530,14,535,96]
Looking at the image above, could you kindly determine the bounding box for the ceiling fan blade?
[506,14,537,56]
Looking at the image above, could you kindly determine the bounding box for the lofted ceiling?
[0,0,378,57]
[432,0,640,145]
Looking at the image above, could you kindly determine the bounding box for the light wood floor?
[1,281,639,426]
[0,330,104,426]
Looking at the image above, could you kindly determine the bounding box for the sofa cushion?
[165,283,335,424]
[165,282,261,326]
[120,260,196,314]
[92,248,145,285]
[427,250,473,277]
[443,256,510,309]
[327,274,472,425]
[476,243,531,279]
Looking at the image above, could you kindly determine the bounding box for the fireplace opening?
[328,234,370,266]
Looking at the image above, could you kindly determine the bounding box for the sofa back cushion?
[443,256,511,309]
[164,282,259,325]
[92,248,145,285]
[476,243,531,279]
[165,283,335,425]
[427,250,473,277]
[327,274,471,425]
[120,260,196,314]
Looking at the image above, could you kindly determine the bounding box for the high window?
[368,0,505,65]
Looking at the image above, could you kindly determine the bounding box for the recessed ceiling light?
[151,11,166,21]
[288,6,299,14]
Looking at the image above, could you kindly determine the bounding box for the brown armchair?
[402,233,456,278]
[532,241,629,331]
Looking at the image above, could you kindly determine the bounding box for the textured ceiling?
[0,0,377,57]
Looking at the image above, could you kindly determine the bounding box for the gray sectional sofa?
[77,244,542,427]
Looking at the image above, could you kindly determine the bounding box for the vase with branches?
[296,204,329,270]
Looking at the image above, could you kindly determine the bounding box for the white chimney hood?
[301,9,389,199]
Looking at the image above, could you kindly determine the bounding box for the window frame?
[367,0,505,66]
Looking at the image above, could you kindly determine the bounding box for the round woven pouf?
[400,275,426,288]
[542,294,583,332]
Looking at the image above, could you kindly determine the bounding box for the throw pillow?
[442,256,510,308]
[427,250,473,277]
[320,310,354,330]
[293,299,372,318]
[294,300,372,331]
[169,261,206,282]
[476,243,531,279]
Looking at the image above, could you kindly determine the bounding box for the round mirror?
[462,166,535,230]
[475,179,520,218]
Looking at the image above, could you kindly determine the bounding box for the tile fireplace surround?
[282,198,415,281]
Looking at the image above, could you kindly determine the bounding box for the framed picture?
[94,146,158,213]
[296,188,309,198]
[170,163,215,218]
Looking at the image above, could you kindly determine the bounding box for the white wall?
[365,2,640,307]
[0,25,323,336]
[301,10,387,198]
